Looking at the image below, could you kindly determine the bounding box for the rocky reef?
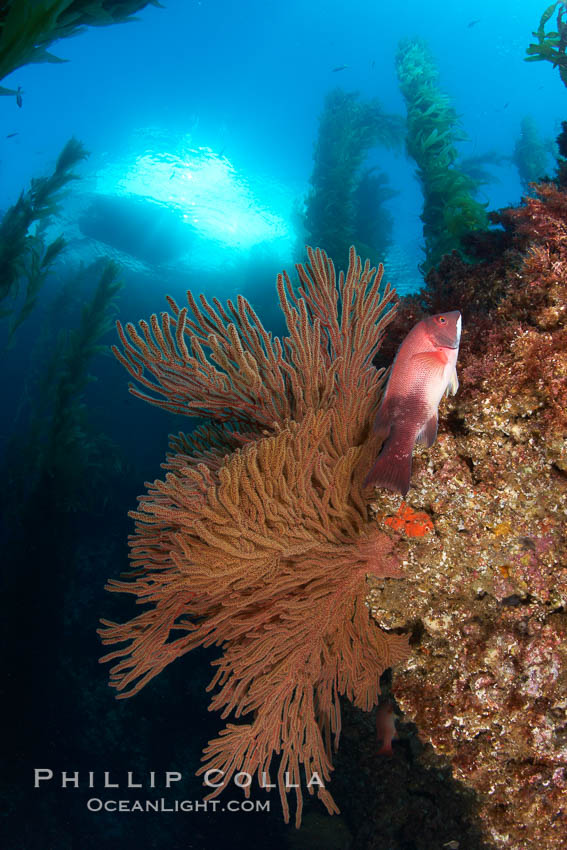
[365,180,567,849]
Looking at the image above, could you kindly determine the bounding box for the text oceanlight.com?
[86,799,269,813]
[33,769,325,814]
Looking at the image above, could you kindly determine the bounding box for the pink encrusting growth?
[364,311,461,496]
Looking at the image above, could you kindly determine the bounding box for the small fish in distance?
[376,701,398,756]
[364,311,461,497]
[332,64,349,72]
[16,86,23,108]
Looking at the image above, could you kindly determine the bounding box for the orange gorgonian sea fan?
[99,246,410,826]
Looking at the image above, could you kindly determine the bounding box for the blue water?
[1,2,562,848]
[1,0,561,295]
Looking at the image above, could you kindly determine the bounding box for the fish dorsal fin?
[372,400,392,441]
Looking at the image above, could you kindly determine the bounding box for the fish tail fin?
[364,434,413,496]
[376,741,394,757]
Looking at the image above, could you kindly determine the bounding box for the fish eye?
[437,316,446,324]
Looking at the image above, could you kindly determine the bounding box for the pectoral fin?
[415,413,438,447]
[410,350,448,379]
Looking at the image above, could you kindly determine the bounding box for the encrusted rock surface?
[366,181,567,849]
[369,428,566,848]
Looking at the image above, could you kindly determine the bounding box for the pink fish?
[365,311,461,496]
[376,701,397,756]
